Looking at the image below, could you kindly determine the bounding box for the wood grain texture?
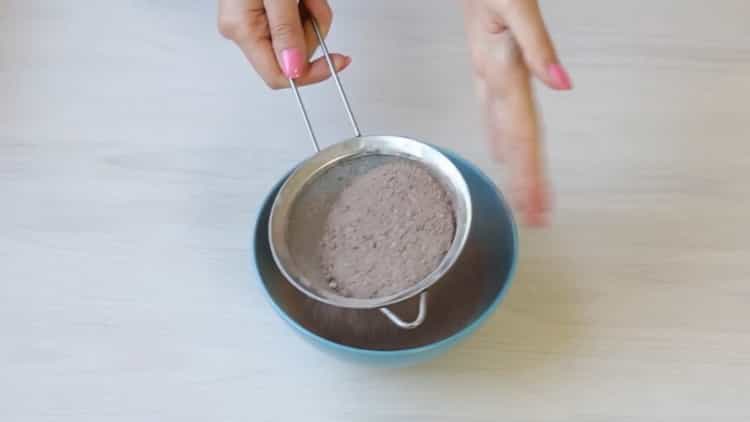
[2,0,749,420]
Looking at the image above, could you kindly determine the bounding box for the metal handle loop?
[379,292,428,330]
[289,17,360,153]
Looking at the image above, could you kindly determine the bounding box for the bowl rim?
[251,147,519,356]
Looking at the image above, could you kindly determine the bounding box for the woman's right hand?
[217,0,350,88]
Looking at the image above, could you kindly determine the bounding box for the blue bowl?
[251,148,517,366]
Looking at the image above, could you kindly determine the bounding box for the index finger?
[264,0,308,78]
[236,37,351,89]
[236,36,289,89]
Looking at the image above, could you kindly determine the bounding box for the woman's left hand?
[463,0,572,226]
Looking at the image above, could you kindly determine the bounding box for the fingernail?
[548,63,572,90]
[281,48,304,79]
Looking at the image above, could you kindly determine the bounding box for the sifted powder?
[319,158,455,299]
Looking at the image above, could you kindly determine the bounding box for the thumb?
[264,0,308,79]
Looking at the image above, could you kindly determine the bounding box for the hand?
[218,0,350,88]
[463,0,572,226]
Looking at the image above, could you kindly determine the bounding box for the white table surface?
[2,1,750,420]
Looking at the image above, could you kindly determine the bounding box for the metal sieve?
[268,19,472,330]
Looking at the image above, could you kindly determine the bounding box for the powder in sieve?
[319,158,455,299]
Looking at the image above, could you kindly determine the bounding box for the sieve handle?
[379,291,428,330]
[289,16,361,153]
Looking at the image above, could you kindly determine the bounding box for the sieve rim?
[268,135,472,310]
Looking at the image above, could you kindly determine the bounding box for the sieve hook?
[379,292,428,330]
[289,17,361,153]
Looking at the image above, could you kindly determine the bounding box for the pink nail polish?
[281,48,304,79]
[548,63,572,90]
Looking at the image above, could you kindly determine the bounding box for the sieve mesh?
[286,154,457,301]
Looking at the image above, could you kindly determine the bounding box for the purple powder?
[319,158,455,299]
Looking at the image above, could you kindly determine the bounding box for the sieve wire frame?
[268,136,473,313]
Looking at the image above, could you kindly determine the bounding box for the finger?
[218,1,284,87]
[234,35,289,89]
[484,33,550,225]
[218,0,266,41]
[498,86,550,227]
[263,0,308,78]
[464,0,552,225]
[495,73,550,226]
[475,79,506,161]
[498,0,572,90]
[464,2,514,162]
[301,0,333,57]
[236,34,350,89]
